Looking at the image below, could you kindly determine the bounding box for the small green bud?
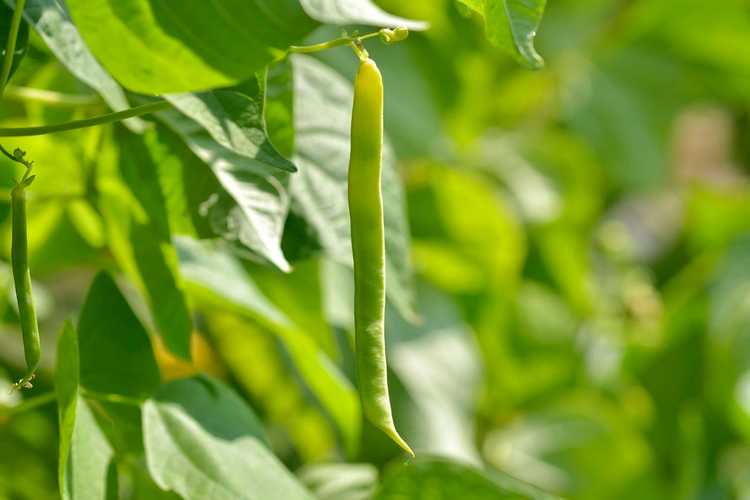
[380,27,409,44]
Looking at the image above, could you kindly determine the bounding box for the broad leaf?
[143,377,314,500]
[56,320,118,500]
[299,0,427,30]
[0,2,29,83]
[64,0,316,93]
[457,0,547,69]
[100,127,194,359]
[290,55,416,320]
[159,93,293,271]
[77,272,161,399]
[5,0,145,131]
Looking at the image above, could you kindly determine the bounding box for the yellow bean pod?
[348,57,413,456]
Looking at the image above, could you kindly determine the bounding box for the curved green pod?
[348,57,413,456]
[11,176,40,389]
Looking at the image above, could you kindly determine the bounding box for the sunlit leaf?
[64,0,316,93]
[159,92,293,271]
[299,0,427,30]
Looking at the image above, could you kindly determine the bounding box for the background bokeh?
[3,1,750,499]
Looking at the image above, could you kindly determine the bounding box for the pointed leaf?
[165,92,297,173]
[457,0,547,69]
[158,93,292,271]
[77,272,161,399]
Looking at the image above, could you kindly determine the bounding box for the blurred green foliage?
[2,0,750,499]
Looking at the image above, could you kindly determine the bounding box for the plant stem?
[0,100,170,137]
[0,0,27,97]
[4,86,101,108]
[0,391,55,417]
[288,30,382,54]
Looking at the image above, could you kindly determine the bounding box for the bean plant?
[2,1,750,499]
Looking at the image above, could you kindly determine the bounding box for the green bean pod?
[348,57,413,456]
[11,176,39,389]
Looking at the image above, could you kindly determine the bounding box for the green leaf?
[0,2,29,83]
[64,0,316,93]
[55,320,118,500]
[264,62,296,159]
[64,399,118,500]
[297,463,378,500]
[66,199,105,248]
[176,237,360,455]
[374,458,546,500]
[457,0,547,69]
[148,124,226,239]
[77,271,161,399]
[143,377,315,500]
[55,321,78,500]
[165,92,297,173]
[98,127,193,359]
[299,0,427,30]
[158,93,293,272]
[5,0,145,131]
[290,55,417,321]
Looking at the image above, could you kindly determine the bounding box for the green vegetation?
[1,1,750,499]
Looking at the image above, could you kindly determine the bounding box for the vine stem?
[288,30,382,54]
[0,100,170,137]
[0,0,27,97]
[0,391,55,417]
